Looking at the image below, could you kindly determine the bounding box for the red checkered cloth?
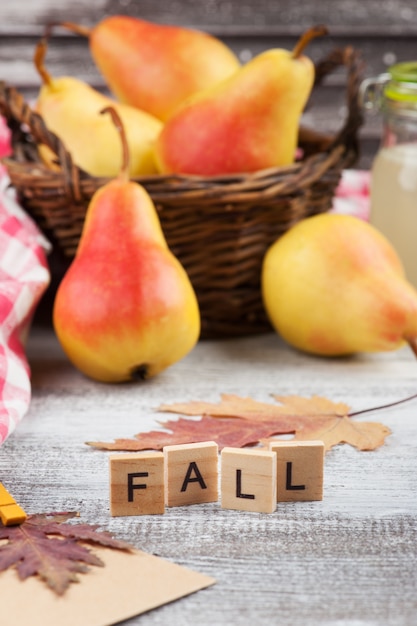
[0,160,50,445]
[330,169,370,221]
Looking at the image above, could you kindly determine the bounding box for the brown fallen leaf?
[87,392,394,453]
[260,416,391,451]
[87,416,288,451]
[158,394,391,452]
[158,393,350,421]
[0,512,133,595]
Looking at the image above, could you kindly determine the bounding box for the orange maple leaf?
[159,393,349,421]
[158,394,391,452]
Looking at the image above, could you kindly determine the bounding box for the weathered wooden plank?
[1,0,417,31]
[1,31,415,85]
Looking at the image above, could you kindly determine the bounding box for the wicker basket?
[0,46,363,338]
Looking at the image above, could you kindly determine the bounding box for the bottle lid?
[385,61,417,102]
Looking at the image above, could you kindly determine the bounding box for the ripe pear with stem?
[53,107,200,383]
[154,25,327,176]
[34,37,162,177]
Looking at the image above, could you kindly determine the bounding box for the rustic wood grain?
[1,327,417,624]
[1,0,417,31]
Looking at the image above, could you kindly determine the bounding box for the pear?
[33,38,162,177]
[60,17,241,122]
[53,107,200,383]
[261,213,417,356]
[154,26,327,176]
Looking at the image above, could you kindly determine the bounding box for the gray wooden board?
[0,0,417,31]
[1,327,416,624]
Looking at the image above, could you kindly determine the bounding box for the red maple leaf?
[87,416,287,451]
[87,393,394,453]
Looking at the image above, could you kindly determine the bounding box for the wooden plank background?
[1,0,417,167]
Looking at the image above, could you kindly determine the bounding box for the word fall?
[109,440,325,516]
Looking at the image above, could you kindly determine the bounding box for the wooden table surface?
[1,325,417,625]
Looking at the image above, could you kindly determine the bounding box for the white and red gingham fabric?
[0,116,51,444]
[330,169,370,221]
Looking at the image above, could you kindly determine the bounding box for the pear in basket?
[33,37,162,177]
[59,16,241,122]
[261,213,417,356]
[53,108,200,383]
[154,25,327,175]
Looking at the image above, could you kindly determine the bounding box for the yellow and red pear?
[60,16,241,122]
[261,213,417,356]
[53,108,200,383]
[33,37,162,177]
[154,26,326,176]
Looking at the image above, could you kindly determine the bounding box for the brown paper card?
[0,547,216,626]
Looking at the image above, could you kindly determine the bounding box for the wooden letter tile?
[269,440,325,502]
[220,447,276,513]
[109,452,165,516]
[164,441,219,507]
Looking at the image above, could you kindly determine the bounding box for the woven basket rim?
[0,45,364,203]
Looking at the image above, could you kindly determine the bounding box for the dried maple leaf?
[294,415,390,450]
[87,416,286,451]
[0,512,133,595]
[87,393,395,454]
[157,394,391,452]
[158,393,350,421]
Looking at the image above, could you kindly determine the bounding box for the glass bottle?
[361,62,417,288]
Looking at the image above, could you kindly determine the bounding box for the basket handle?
[312,46,365,163]
[0,80,87,201]
[1,81,70,158]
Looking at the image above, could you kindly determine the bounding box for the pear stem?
[407,337,417,360]
[100,107,130,182]
[346,338,417,420]
[349,391,417,418]
[57,21,92,38]
[33,38,53,87]
[292,25,328,59]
